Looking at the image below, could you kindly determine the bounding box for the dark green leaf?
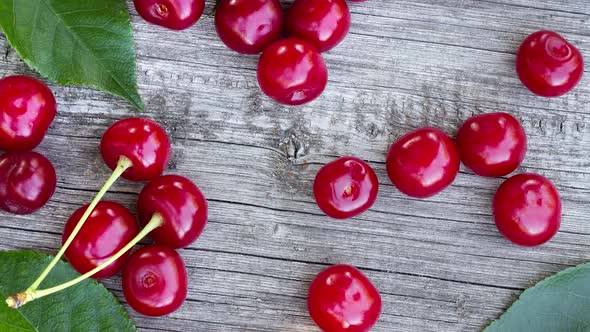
[484,262,590,332]
[0,250,136,332]
[0,0,143,110]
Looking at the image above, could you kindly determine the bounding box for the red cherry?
[308,264,382,332]
[456,112,527,177]
[100,118,171,181]
[0,75,56,152]
[137,175,207,249]
[257,38,328,105]
[133,0,205,30]
[493,173,561,246]
[285,0,351,52]
[62,201,139,279]
[516,30,584,97]
[215,0,284,54]
[386,127,460,198]
[313,157,378,219]
[0,151,56,215]
[122,245,188,316]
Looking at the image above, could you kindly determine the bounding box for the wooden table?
[1,1,589,331]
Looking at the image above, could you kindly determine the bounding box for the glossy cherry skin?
[493,173,561,247]
[285,0,351,52]
[0,75,56,152]
[62,201,139,279]
[215,0,284,54]
[257,38,328,106]
[386,127,460,198]
[313,157,378,219]
[137,175,207,249]
[122,245,188,316]
[0,151,56,215]
[100,118,171,181]
[516,30,584,97]
[456,112,527,177]
[308,264,382,332]
[133,0,205,30]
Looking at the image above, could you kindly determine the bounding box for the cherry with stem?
[6,174,207,309]
[24,118,171,294]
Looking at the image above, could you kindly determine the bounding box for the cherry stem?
[198,0,220,22]
[26,156,133,293]
[6,213,164,309]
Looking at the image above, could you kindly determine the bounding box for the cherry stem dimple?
[6,213,164,309]
[26,156,133,293]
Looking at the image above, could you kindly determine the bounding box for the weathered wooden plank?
[1,0,589,331]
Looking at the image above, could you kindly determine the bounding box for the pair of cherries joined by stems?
[5,117,208,318]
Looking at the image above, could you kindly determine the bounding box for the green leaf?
[484,262,590,332]
[0,250,136,332]
[0,0,143,110]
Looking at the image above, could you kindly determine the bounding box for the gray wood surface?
[1,0,590,331]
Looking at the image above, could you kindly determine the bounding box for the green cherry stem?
[6,213,164,309]
[26,156,133,293]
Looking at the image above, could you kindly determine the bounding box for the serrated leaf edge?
[482,261,590,331]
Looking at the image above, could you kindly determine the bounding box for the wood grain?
[1,0,589,331]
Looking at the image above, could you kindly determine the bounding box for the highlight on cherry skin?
[308,264,382,332]
[0,75,56,152]
[516,30,584,97]
[456,112,527,177]
[0,151,56,215]
[123,244,188,317]
[133,0,205,30]
[138,174,208,249]
[215,0,284,54]
[386,127,460,198]
[493,173,561,247]
[285,0,351,52]
[313,156,379,219]
[257,38,328,106]
[5,173,206,309]
[62,201,139,279]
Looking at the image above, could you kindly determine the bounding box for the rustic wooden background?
[1,0,589,331]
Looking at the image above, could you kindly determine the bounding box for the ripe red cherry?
[122,245,188,316]
[133,0,205,30]
[456,112,527,177]
[100,117,171,181]
[313,157,378,219]
[137,175,207,249]
[516,30,584,97]
[493,173,561,247]
[285,0,351,52]
[62,201,139,279]
[0,151,56,215]
[215,0,283,54]
[308,264,382,332]
[257,38,328,106]
[386,127,459,198]
[0,75,56,152]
